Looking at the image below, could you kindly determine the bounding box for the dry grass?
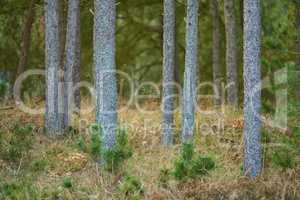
[0,101,299,199]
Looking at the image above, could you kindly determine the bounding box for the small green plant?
[30,158,49,172]
[118,175,144,200]
[102,128,133,172]
[76,136,87,152]
[272,146,294,169]
[62,177,73,189]
[89,124,102,158]
[158,168,170,187]
[1,123,34,162]
[171,142,216,180]
[190,156,215,176]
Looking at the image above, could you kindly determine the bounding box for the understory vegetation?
[0,105,299,200]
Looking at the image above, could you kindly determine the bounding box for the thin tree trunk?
[182,0,199,142]
[211,0,222,106]
[17,0,36,77]
[94,0,118,151]
[162,0,175,145]
[63,0,81,130]
[243,0,262,179]
[45,0,61,135]
[224,0,239,106]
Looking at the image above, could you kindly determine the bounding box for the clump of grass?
[118,175,144,200]
[102,127,133,172]
[62,177,73,189]
[1,123,35,163]
[171,142,215,180]
[272,146,295,169]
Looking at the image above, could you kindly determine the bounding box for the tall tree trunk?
[17,0,36,77]
[45,0,61,135]
[63,0,81,130]
[73,21,81,113]
[59,0,67,71]
[94,0,118,151]
[182,0,199,142]
[162,0,175,145]
[243,0,262,179]
[224,0,239,106]
[211,0,222,106]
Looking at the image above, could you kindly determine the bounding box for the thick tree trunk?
[63,0,81,130]
[94,0,118,150]
[243,0,262,179]
[73,23,81,113]
[212,0,222,106]
[162,0,175,145]
[45,0,61,135]
[17,0,36,77]
[182,0,199,142]
[224,0,239,106]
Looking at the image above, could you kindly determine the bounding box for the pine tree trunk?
[243,0,262,179]
[17,0,35,77]
[212,0,222,106]
[162,0,175,145]
[63,0,81,130]
[73,19,81,113]
[94,0,118,150]
[182,0,199,142]
[45,0,61,135]
[224,0,239,106]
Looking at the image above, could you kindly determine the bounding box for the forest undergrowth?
[0,100,299,200]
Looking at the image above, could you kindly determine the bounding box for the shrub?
[62,177,73,189]
[190,156,215,177]
[118,175,144,200]
[102,128,133,172]
[171,142,216,180]
[272,146,294,169]
[89,124,102,158]
[1,123,34,162]
[76,136,87,152]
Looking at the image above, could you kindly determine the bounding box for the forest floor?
[0,101,300,200]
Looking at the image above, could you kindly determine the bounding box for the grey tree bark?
[162,0,175,145]
[63,0,81,130]
[212,0,222,106]
[94,0,118,150]
[243,0,262,179]
[73,22,81,113]
[17,0,35,77]
[182,0,199,142]
[224,0,239,106]
[45,0,61,135]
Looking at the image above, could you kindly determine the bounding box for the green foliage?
[102,128,133,172]
[171,142,216,180]
[30,158,49,172]
[272,146,295,169]
[88,124,102,158]
[76,136,87,152]
[0,78,8,98]
[190,156,216,177]
[1,123,34,162]
[158,168,170,187]
[118,175,144,200]
[0,180,39,200]
[62,177,73,189]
